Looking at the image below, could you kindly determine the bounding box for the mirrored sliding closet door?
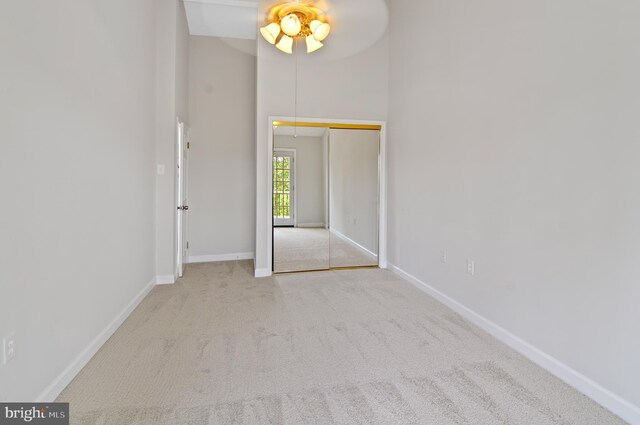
[328,129,379,269]
[272,123,380,274]
[273,126,330,273]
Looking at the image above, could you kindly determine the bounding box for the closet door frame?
[265,116,387,276]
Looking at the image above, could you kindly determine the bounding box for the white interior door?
[273,150,295,227]
[181,127,189,271]
[176,120,189,278]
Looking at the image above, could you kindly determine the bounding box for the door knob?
[177,206,190,211]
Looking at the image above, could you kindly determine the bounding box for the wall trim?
[390,264,640,425]
[330,228,378,259]
[255,268,272,278]
[156,275,176,285]
[36,277,156,402]
[188,252,255,264]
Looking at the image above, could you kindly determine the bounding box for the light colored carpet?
[274,228,377,273]
[274,228,330,272]
[328,232,377,269]
[57,261,625,424]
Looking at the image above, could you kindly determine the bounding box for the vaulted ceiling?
[184,0,259,39]
[183,0,389,59]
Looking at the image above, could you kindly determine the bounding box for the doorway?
[175,119,189,279]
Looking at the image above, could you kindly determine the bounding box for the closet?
[272,124,380,273]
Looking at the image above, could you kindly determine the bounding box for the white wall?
[0,0,157,401]
[275,136,325,227]
[175,1,189,121]
[188,36,256,260]
[255,30,389,274]
[387,0,640,415]
[155,0,190,280]
[329,129,379,254]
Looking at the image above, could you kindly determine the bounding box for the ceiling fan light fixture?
[280,13,301,37]
[309,19,322,33]
[260,22,281,44]
[306,34,323,53]
[261,2,331,54]
[312,22,331,41]
[276,34,294,54]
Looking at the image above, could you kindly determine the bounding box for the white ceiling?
[183,0,389,60]
[274,126,327,137]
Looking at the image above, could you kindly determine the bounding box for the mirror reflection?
[329,129,379,268]
[273,126,330,272]
[272,124,379,273]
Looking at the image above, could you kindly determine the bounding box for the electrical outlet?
[441,250,447,264]
[467,259,475,276]
[3,332,15,365]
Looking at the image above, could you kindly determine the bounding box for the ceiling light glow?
[259,2,331,54]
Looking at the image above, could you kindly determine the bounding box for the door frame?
[263,116,387,277]
[272,148,297,227]
[175,118,188,279]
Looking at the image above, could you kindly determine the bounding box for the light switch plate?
[3,332,15,365]
[467,259,475,276]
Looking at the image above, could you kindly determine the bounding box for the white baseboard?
[155,275,175,285]
[188,252,254,264]
[255,268,272,278]
[390,264,640,425]
[330,228,378,259]
[36,277,156,402]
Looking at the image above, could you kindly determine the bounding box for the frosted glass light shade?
[276,35,294,54]
[306,35,323,53]
[313,22,331,41]
[280,14,301,37]
[260,23,281,44]
[309,20,322,33]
